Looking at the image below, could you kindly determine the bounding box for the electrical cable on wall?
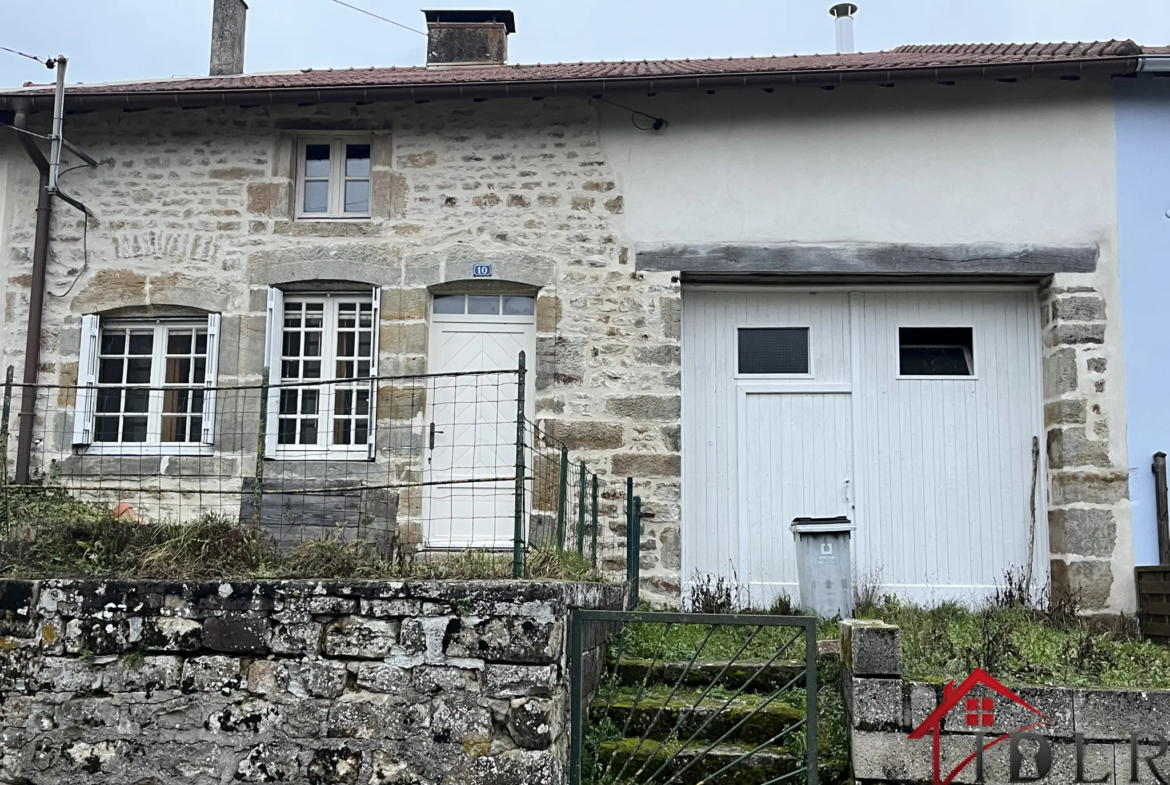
[48,163,97,299]
[593,96,669,131]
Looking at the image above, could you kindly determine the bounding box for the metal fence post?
[555,446,569,551]
[253,369,268,540]
[625,477,635,608]
[1,367,12,474]
[513,352,527,578]
[569,611,584,785]
[1,366,12,532]
[576,460,587,556]
[806,617,820,785]
[629,495,643,610]
[590,473,599,568]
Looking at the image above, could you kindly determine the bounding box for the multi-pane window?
[432,294,535,316]
[266,289,380,456]
[297,139,372,218]
[73,315,221,449]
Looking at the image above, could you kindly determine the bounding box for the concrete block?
[852,677,905,732]
[841,619,902,678]
[1075,689,1170,741]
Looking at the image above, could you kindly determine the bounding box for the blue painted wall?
[1116,76,1170,566]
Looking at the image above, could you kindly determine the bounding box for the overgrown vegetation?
[0,485,603,582]
[851,568,1170,689]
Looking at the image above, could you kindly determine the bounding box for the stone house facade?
[0,10,1153,612]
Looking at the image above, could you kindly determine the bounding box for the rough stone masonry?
[0,97,683,602]
[0,579,623,784]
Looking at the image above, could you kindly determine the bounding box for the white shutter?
[200,313,221,445]
[264,287,284,456]
[72,314,100,446]
[368,286,382,459]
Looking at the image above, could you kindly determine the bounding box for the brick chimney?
[210,0,248,76]
[423,10,516,67]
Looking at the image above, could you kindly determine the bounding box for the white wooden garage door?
[682,288,1046,606]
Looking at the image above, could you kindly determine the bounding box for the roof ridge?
[0,42,1147,104]
[892,39,1143,56]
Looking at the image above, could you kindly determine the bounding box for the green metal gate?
[570,610,818,785]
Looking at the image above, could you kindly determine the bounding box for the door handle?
[429,422,444,450]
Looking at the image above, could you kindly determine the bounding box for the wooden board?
[1136,566,1170,644]
[636,242,1098,277]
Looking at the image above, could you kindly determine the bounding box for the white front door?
[424,294,536,549]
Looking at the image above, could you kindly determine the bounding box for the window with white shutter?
[264,287,380,459]
[73,314,221,453]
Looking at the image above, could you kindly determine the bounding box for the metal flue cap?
[830,3,858,18]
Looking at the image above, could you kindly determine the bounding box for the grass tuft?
[855,596,1170,689]
[0,486,609,583]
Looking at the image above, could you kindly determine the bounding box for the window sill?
[82,444,215,457]
[274,220,381,238]
[270,448,373,462]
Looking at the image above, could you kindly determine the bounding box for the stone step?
[592,690,804,746]
[592,738,800,785]
[614,658,807,692]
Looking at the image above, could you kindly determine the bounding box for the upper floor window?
[264,287,381,458]
[296,138,372,219]
[73,314,221,451]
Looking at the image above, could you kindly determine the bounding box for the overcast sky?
[2,0,1168,88]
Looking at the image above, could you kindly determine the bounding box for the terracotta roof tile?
[1,40,1146,98]
[0,40,1151,111]
[892,40,1143,57]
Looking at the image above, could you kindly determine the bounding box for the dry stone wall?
[0,97,681,600]
[0,578,623,784]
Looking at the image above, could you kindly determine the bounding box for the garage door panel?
[852,291,1045,601]
[683,288,1045,606]
[682,291,853,588]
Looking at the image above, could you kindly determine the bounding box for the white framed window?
[295,137,372,219]
[73,314,221,453]
[264,287,381,458]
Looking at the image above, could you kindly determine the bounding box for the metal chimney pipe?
[830,3,858,54]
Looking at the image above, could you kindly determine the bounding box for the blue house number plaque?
[473,264,492,277]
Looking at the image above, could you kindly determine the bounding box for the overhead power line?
[0,45,48,64]
[326,0,425,35]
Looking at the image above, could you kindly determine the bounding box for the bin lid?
[790,516,854,534]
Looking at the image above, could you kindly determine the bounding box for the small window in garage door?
[898,327,974,377]
[737,327,810,375]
